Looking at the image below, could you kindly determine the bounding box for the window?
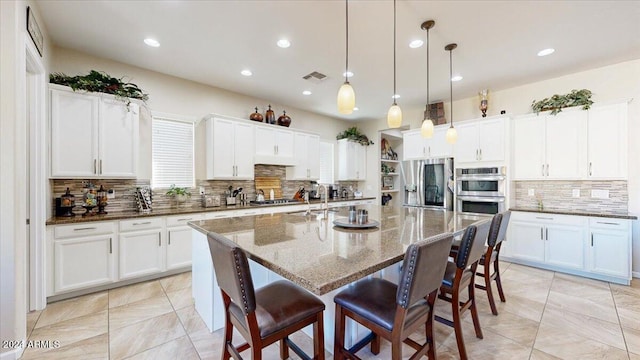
[319,141,334,184]
[151,115,194,188]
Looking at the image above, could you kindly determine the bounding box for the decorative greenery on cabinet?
[531,89,593,115]
[50,70,149,106]
[336,126,374,146]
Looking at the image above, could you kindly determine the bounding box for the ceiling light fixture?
[144,38,160,47]
[445,43,458,144]
[387,0,402,128]
[240,69,252,76]
[409,39,424,48]
[537,48,555,57]
[420,20,435,138]
[451,75,463,82]
[337,0,355,114]
[277,39,291,48]
[302,90,312,95]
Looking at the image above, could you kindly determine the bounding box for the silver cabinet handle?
[479,148,482,160]
[168,232,171,245]
[546,164,549,176]
[158,234,161,247]
[109,238,112,254]
[476,149,479,160]
[540,227,543,240]
[428,146,431,157]
[132,221,151,226]
[100,159,103,174]
[177,218,193,222]
[542,164,545,176]
[596,221,620,225]
[589,162,593,176]
[74,227,97,231]
[535,217,553,220]
[545,228,548,240]
[94,159,97,174]
[591,233,594,246]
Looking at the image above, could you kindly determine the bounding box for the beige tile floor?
[22,263,640,359]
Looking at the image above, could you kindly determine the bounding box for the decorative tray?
[333,219,380,229]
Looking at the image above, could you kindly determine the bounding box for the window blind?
[151,117,194,189]
[319,141,334,184]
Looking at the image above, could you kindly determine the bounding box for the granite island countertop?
[189,206,489,295]
[509,207,637,220]
[46,197,376,225]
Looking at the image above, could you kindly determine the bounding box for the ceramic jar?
[277,110,291,127]
[249,107,263,122]
[265,104,276,124]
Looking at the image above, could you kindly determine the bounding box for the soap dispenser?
[269,188,275,200]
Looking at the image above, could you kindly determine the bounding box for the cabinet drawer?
[166,214,203,227]
[120,217,163,232]
[202,211,234,220]
[512,212,586,226]
[54,222,115,239]
[589,218,629,229]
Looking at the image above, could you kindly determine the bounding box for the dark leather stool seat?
[207,232,325,360]
[333,233,454,360]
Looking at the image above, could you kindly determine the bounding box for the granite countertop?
[189,206,489,295]
[509,207,637,220]
[45,197,377,225]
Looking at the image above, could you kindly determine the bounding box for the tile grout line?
[108,289,112,360]
[527,271,554,359]
[609,282,632,358]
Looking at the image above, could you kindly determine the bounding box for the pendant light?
[337,0,355,114]
[420,20,435,138]
[387,0,402,128]
[445,43,458,144]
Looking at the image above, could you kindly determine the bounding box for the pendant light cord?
[393,0,397,105]
[449,47,453,128]
[426,26,430,118]
[345,0,349,84]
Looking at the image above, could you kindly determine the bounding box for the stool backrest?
[495,210,511,246]
[207,232,256,315]
[455,219,491,269]
[487,213,504,248]
[396,233,454,309]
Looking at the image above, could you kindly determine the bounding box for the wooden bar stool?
[475,211,511,315]
[436,220,491,360]
[207,232,325,360]
[333,233,454,360]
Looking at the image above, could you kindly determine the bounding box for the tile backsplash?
[51,165,359,215]
[514,180,628,214]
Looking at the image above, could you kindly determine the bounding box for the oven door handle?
[457,196,505,203]
[457,175,506,181]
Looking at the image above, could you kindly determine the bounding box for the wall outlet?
[199,186,205,195]
[528,189,535,196]
[572,189,580,198]
[107,189,115,199]
[591,189,609,199]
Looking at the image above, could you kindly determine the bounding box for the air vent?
[302,71,327,84]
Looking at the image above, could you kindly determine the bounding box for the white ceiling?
[36,0,640,122]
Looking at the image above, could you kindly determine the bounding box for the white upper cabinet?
[587,102,628,179]
[337,139,367,181]
[513,102,628,180]
[254,125,295,165]
[454,116,506,164]
[403,131,425,160]
[402,125,453,160]
[205,116,255,180]
[286,133,320,180]
[50,85,139,178]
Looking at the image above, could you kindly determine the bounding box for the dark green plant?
[336,126,374,146]
[531,89,593,115]
[50,70,149,107]
[165,184,191,197]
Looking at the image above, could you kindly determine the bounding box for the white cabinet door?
[275,129,294,158]
[254,126,294,165]
[453,122,479,163]
[545,110,587,179]
[50,89,100,178]
[587,103,627,179]
[513,115,545,179]
[233,122,255,179]
[429,126,453,158]
[403,131,425,160]
[255,126,277,157]
[588,219,631,278]
[355,143,366,180]
[545,223,585,270]
[338,139,367,180]
[119,229,164,280]
[478,117,505,162]
[99,99,138,178]
[509,220,545,262]
[54,234,115,293]
[167,226,193,270]
[287,133,320,180]
[307,134,320,180]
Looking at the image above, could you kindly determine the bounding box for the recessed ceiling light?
[343,71,354,78]
[241,69,252,76]
[144,38,160,47]
[392,94,401,99]
[409,39,424,48]
[302,90,312,95]
[353,107,359,111]
[451,75,463,82]
[537,48,555,57]
[277,39,291,48]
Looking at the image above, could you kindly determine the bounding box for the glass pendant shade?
[446,126,458,144]
[421,119,434,138]
[387,104,402,128]
[337,82,355,114]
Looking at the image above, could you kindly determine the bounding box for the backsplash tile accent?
[514,181,628,214]
[51,165,360,215]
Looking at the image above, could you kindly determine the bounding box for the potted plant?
[531,89,593,115]
[166,184,191,206]
[336,126,374,146]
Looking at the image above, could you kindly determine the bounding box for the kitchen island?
[189,205,487,352]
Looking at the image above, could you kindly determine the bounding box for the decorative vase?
[249,107,263,122]
[277,110,291,127]
[265,104,276,124]
[479,89,489,118]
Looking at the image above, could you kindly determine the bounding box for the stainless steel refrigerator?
[403,158,454,210]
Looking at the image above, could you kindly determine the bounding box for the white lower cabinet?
[166,214,203,270]
[504,211,631,284]
[119,218,164,280]
[53,222,116,293]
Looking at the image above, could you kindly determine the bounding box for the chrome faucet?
[305,197,311,216]
[319,184,329,219]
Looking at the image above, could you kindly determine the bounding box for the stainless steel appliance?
[403,158,454,210]
[456,167,506,214]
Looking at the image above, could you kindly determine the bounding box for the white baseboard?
[633,271,639,279]
[0,347,21,360]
